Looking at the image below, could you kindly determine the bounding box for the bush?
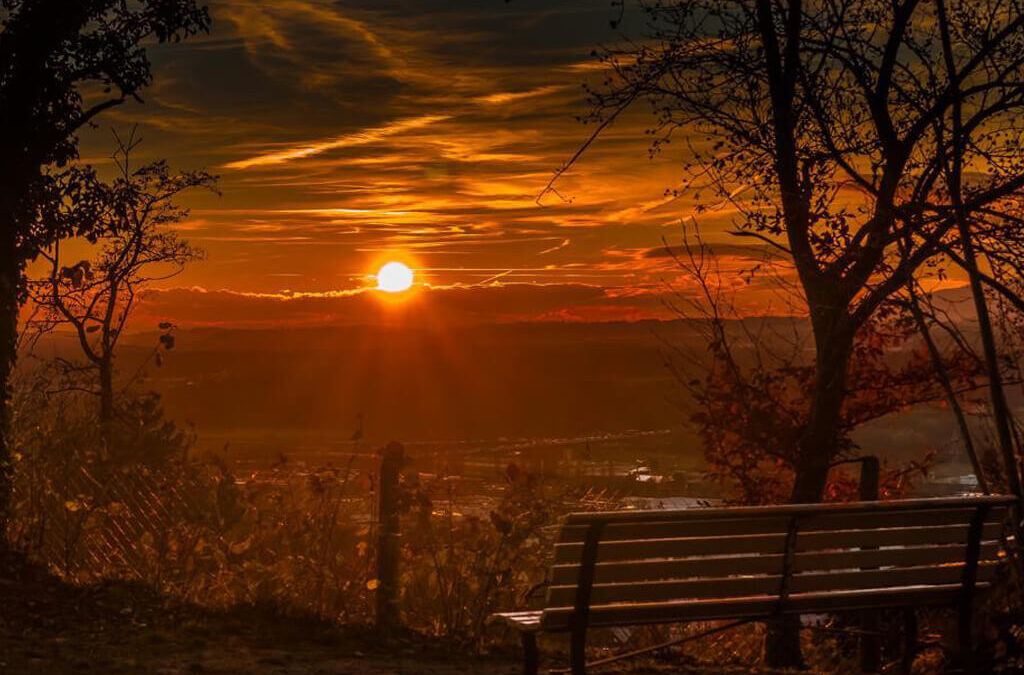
[8,408,615,649]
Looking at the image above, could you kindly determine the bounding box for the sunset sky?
[62,0,814,328]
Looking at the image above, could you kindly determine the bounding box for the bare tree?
[25,131,215,429]
[930,0,1024,500]
[564,1,1024,663]
[664,230,973,505]
[904,282,990,493]
[565,0,1024,507]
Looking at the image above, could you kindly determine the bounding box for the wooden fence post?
[859,456,881,674]
[375,441,404,636]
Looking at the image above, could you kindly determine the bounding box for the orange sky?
[62,1,958,329]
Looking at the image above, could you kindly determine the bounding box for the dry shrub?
[7,390,614,648]
[7,382,376,620]
[153,460,376,622]
[10,449,377,623]
[398,464,614,644]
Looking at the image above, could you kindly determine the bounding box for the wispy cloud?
[223,114,451,169]
[538,238,570,255]
[132,281,674,329]
[69,0,793,322]
[475,85,568,105]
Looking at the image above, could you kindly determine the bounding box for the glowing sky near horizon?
[65,0,967,329]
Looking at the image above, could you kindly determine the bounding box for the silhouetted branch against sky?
[565,0,1024,517]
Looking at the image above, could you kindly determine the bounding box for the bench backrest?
[542,495,1015,630]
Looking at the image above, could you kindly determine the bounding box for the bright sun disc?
[376,261,414,293]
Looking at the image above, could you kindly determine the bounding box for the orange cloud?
[72,0,811,322]
[475,85,568,105]
[223,114,451,169]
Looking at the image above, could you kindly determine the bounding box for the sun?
[376,261,414,293]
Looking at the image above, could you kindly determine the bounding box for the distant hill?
[24,310,1004,475]
[118,320,710,442]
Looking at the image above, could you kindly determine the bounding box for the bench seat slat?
[546,561,1001,606]
[797,522,1003,551]
[539,583,988,631]
[794,540,1003,571]
[554,532,787,563]
[551,541,1002,584]
[557,507,1006,543]
[554,522,1003,564]
[564,495,1017,525]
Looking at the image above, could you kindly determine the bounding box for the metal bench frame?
[490,495,1015,675]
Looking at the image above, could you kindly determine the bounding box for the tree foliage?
[0,0,210,258]
[667,235,965,504]
[25,132,215,424]
[0,0,210,535]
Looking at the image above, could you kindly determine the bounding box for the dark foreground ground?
[2,553,740,675]
[6,551,944,674]
[0,552,526,675]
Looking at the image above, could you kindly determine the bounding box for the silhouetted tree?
[903,281,989,493]
[25,130,214,429]
[567,0,1024,505]
[665,231,969,505]
[930,0,1024,503]
[568,0,1024,664]
[0,0,209,529]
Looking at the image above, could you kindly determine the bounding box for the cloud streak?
[69,0,814,324]
[475,85,569,105]
[223,114,451,169]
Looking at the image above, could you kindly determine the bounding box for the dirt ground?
[0,553,840,674]
[0,553,528,675]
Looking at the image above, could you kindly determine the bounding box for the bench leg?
[902,609,918,675]
[958,602,976,675]
[521,632,539,675]
[570,625,587,675]
[860,608,881,673]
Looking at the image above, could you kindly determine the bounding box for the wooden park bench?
[490,495,1015,675]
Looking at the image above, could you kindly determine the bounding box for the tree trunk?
[907,286,989,493]
[766,313,855,670]
[99,357,114,426]
[958,225,1022,500]
[0,207,22,544]
[790,320,856,503]
[934,0,1021,501]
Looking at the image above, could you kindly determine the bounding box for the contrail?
[224,114,450,169]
